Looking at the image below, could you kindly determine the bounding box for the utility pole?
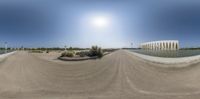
[21,46,24,51]
[131,42,133,49]
[64,45,67,51]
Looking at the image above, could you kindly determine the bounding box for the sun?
[91,16,109,28]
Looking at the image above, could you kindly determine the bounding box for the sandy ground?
[0,50,200,99]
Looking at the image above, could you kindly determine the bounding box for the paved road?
[0,50,200,99]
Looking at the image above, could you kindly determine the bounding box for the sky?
[0,0,200,48]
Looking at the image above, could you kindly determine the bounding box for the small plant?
[68,47,73,50]
[46,50,49,53]
[61,52,66,57]
[97,47,103,57]
[89,46,103,58]
[61,51,75,57]
[79,52,86,57]
[76,51,89,57]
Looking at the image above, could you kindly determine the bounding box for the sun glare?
[91,16,109,28]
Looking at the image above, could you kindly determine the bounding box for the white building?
[140,40,179,50]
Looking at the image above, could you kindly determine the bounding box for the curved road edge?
[0,51,16,62]
[125,50,200,66]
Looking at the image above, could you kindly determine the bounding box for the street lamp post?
[131,43,133,49]
[4,42,7,53]
[64,45,67,51]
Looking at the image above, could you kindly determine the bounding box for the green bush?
[68,47,73,50]
[76,51,90,57]
[97,47,103,57]
[89,46,103,58]
[61,51,74,57]
[60,46,103,58]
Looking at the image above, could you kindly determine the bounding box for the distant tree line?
[0,47,120,53]
[180,47,200,50]
[0,47,88,51]
[23,47,91,51]
[122,48,141,50]
[103,48,119,52]
[0,47,14,50]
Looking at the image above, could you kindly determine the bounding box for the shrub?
[76,51,90,57]
[79,52,86,57]
[68,47,73,50]
[89,46,103,58]
[97,47,103,57]
[61,51,74,57]
[61,52,66,57]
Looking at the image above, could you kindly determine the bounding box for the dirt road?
[0,50,200,99]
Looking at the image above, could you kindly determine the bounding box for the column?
[176,42,179,50]
[166,42,168,50]
[171,42,173,50]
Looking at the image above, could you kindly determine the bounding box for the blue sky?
[0,0,200,48]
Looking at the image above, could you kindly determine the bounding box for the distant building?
[140,40,179,50]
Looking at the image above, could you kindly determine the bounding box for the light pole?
[4,42,7,53]
[64,45,67,51]
[21,46,24,51]
[131,43,133,49]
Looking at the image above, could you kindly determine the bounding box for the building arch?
[166,42,168,49]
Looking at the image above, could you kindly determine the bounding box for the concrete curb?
[0,51,16,61]
[126,50,200,65]
[58,56,99,61]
